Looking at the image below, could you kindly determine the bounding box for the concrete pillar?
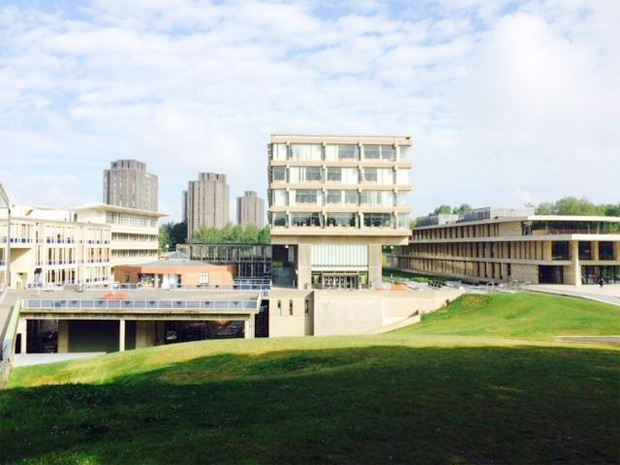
[16,318,27,354]
[58,320,69,353]
[296,244,312,290]
[244,317,255,339]
[119,319,126,352]
[565,241,580,286]
[368,244,383,287]
[543,242,552,262]
[136,321,156,349]
[592,241,600,261]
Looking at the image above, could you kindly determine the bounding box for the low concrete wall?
[0,297,21,388]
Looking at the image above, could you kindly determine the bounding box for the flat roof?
[73,203,168,218]
[270,134,412,145]
[414,215,620,230]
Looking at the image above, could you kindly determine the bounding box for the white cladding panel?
[311,244,368,269]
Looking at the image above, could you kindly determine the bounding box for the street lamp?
[0,184,10,289]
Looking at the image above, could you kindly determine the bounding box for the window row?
[272,212,410,229]
[272,190,410,207]
[272,166,409,185]
[271,144,409,162]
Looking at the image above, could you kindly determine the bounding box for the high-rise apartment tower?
[237,191,265,228]
[103,159,158,212]
[186,173,230,240]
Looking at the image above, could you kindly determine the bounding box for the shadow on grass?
[1,345,619,465]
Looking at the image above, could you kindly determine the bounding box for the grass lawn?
[1,292,619,464]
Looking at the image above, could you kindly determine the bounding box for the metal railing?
[21,299,259,311]
[82,283,271,292]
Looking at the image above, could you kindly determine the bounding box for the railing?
[82,283,271,292]
[1,297,21,388]
[21,299,259,311]
[26,282,66,290]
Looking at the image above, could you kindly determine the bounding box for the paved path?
[13,352,106,367]
[525,284,620,307]
[557,336,620,344]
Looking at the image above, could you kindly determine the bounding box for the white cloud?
[0,0,617,222]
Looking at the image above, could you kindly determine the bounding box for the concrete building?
[237,191,265,228]
[0,206,111,289]
[388,207,620,285]
[74,204,166,267]
[182,190,188,223]
[268,134,413,289]
[0,204,166,289]
[186,173,230,240]
[103,160,158,212]
[114,259,236,289]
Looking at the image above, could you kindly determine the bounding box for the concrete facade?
[186,173,230,239]
[0,206,111,288]
[267,134,413,290]
[74,204,165,267]
[237,191,265,228]
[268,287,463,337]
[103,159,158,212]
[389,211,620,286]
[114,260,236,288]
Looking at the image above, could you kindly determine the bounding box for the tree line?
[428,198,619,217]
[159,221,270,250]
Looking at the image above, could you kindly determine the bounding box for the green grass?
[1,292,619,464]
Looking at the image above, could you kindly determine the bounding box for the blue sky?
[0,0,618,222]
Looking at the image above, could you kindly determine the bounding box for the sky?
[0,0,618,222]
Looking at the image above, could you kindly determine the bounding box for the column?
[244,317,255,339]
[58,320,69,353]
[565,241,580,286]
[119,319,126,352]
[368,244,383,286]
[16,318,27,354]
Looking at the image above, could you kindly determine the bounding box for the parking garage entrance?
[164,321,245,343]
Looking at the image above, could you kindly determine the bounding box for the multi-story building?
[0,206,111,289]
[268,134,412,289]
[388,207,620,285]
[74,204,165,267]
[186,173,230,239]
[237,191,265,228]
[103,159,158,212]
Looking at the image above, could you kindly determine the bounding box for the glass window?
[377,169,393,184]
[291,144,322,161]
[326,213,356,227]
[552,241,570,260]
[398,146,409,160]
[579,242,592,260]
[600,242,614,260]
[272,144,288,160]
[295,190,318,204]
[325,145,338,161]
[364,213,392,228]
[273,213,287,227]
[326,190,342,205]
[397,214,409,229]
[291,213,321,227]
[272,166,286,182]
[344,191,358,205]
[382,145,396,160]
[273,190,287,207]
[342,168,359,184]
[327,168,341,182]
[362,168,377,183]
[360,191,392,206]
[305,167,322,182]
[338,144,359,160]
[396,192,409,206]
[364,145,381,159]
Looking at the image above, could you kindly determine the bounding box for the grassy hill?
[1,292,619,464]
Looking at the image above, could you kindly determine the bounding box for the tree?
[409,219,417,229]
[433,205,452,215]
[453,204,472,215]
[158,224,172,251]
[258,226,271,244]
[535,202,555,215]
